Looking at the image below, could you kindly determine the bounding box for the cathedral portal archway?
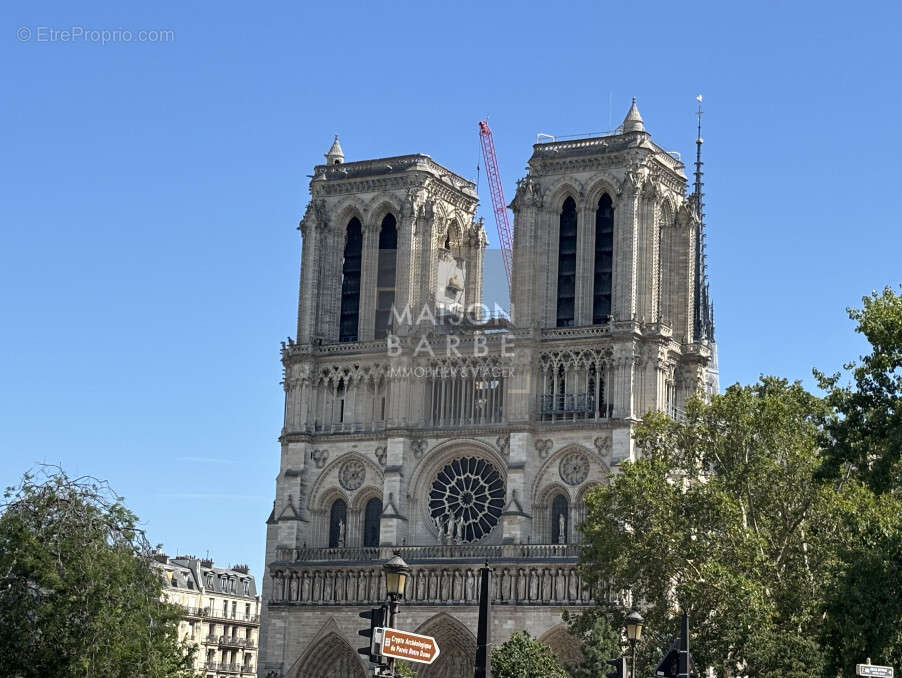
[414,613,477,678]
[288,630,366,678]
[540,624,583,670]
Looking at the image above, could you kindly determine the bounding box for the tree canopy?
[0,467,198,678]
[490,631,569,678]
[580,377,902,677]
[817,286,902,493]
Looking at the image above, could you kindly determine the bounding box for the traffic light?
[605,656,626,678]
[357,605,386,663]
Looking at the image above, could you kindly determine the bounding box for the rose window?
[339,460,365,491]
[428,457,505,542]
[559,451,589,486]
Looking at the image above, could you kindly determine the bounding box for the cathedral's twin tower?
[260,101,717,678]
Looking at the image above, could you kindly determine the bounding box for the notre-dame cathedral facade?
[259,101,718,678]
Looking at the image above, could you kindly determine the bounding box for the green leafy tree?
[819,482,902,675]
[0,467,199,678]
[393,659,415,676]
[814,287,902,673]
[816,286,902,493]
[562,607,622,678]
[580,378,863,677]
[490,631,568,678]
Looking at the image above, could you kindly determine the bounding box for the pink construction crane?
[478,120,513,291]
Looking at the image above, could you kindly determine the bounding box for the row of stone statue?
[270,565,609,606]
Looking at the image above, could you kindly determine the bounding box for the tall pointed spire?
[692,95,714,342]
[325,134,344,164]
[622,97,645,133]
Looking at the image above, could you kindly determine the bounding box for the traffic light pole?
[678,612,689,678]
[474,564,492,678]
[385,595,400,677]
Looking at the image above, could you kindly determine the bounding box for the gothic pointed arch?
[556,196,578,327]
[308,452,383,514]
[539,625,583,670]
[331,196,368,229]
[288,623,367,678]
[551,492,570,544]
[339,217,363,342]
[415,613,477,678]
[375,212,398,338]
[362,496,382,547]
[544,178,585,212]
[592,192,614,323]
[328,497,347,548]
[530,444,595,507]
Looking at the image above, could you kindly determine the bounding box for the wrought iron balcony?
[218,635,254,648]
[206,608,259,624]
[183,605,209,617]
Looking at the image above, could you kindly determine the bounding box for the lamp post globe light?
[383,552,410,602]
[625,610,644,678]
[381,552,411,677]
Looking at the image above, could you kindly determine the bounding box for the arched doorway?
[540,625,583,671]
[289,630,367,678]
[415,613,477,678]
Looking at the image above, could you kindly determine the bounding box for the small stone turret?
[324,135,344,164]
[622,97,645,133]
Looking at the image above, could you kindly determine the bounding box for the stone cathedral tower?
[259,102,717,678]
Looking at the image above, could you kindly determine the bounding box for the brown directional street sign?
[379,627,441,665]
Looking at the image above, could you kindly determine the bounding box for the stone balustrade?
[273,543,581,564]
[269,544,613,607]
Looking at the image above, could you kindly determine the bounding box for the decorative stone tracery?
[338,460,365,491]
[428,457,505,543]
[559,451,589,486]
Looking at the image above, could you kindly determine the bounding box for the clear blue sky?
[2,1,900,581]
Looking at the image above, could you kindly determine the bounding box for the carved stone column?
[613,169,645,321]
[379,437,410,546]
[501,431,532,543]
[297,213,321,343]
[575,201,594,326]
[359,221,379,342]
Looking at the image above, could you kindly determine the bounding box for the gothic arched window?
[551,494,569,544]
[328,498,347,548]
[556,197,577,327]
[375,214,398,338]
[363,497,382,548]
[339,218,363,342]
[593,194,614,323]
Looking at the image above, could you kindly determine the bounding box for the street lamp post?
[382,552,411,677]
[625,610,644,678]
